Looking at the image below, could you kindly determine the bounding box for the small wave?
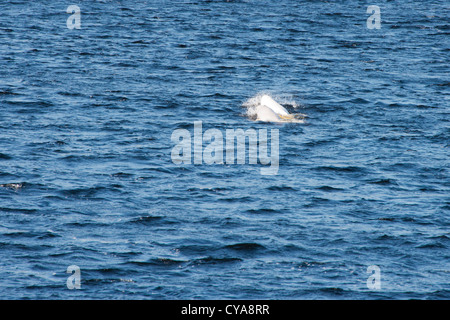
[303,139,337,147]
[313,165,368,173]
[1,230,60,240]
[245,208,279,214]
[417,242,447,249]
[187,186,232,193]
[127,215,173,226]
[315,185,344,192]
[63,221,110,228]
[149,258,187,266]
[220,196,253,203]
[0,207,37,214]
[191,257,242,265]
[224,243,265,251]
[376,234,397,241]
[428,235,450,241]
[59,187,106,198]
[111,172,134,179]
[0,153,12,160]
[266,185,297,191]
[319,287,346,295]
[377,217,395,221]
[176,244,215,255]
[298,261,326,268]
[367,178,398,185]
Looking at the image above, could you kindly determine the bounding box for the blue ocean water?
[0,0,448,299]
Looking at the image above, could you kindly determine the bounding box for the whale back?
[255,104,281,122]
[261,95,289,116]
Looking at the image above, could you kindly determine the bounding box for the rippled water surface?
[0,0,449,299]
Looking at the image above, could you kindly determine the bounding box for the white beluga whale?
[242,93,306,123]
[255,104,281,122]
[260,95,290,117]
[256,95,304,123]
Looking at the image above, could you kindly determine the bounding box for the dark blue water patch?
[108,250,143,259]
[0,241,53,252]
[317,287,347,296]
[138,258,187,267]
[196,216,245,230]
[245,208,281,215]
[315,185,345,192]
[224,243,266,252]
[58,186,118,199]
[313,165,370,174]
[0,171,17,180]
[110,172,135,179]
[60,154,117,162]
[416,234,449,249]
[366,178,399,186]
[3,99,55,112]
[302,139,338,147]
[376,217,395,222]
[62,220,113,229]
[0,153,12,160]
[266,185,297,192]
[425,290,450,300]
[177,244,219,256]
[190,256,243,266]
[219,196,254,203]
[0,207,38,214]
[1,229,61,240]
[127,215,178,226]
[90,267,134,279]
